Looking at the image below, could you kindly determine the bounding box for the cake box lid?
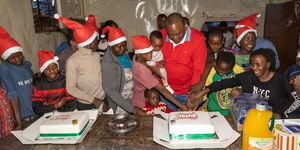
[168,111,215,135]
[153,111,240,149]
[11,109,111,144]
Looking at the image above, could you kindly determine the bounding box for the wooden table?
[0,115,242,150]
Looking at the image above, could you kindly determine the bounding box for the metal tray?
[104,114,139,134]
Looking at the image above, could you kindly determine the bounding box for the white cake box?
[11,109,102,144]
[153,111,240,149]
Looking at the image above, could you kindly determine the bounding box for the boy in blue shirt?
[0,26,35,130]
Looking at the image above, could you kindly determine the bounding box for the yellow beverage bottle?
[242,103,275,150]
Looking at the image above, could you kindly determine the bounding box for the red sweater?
[161,27,207,94]
[143,101,173,115]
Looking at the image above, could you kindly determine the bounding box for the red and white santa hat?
[54,14,98,47]
[101,26,126,46]
[37,50,59,73]
[85,14,99,33]
[0,26,23,60]
[131,35,153,54]
[235,13,260,46]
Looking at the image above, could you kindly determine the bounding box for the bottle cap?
[256,103,265,111]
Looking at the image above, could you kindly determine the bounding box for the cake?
[39,112,89,138]
[168,111,216,143]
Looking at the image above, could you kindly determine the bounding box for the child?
[206,28,225,62]
[32,50,76,115]
[202,51,243,115]
[131,35,187,111]
[147,31,174,94]
[157,14,167,30]
[188,28,225,94]
[143,88,173,115]
[0,26,35,130]
[55,14,105,110]
[188,48,300,118]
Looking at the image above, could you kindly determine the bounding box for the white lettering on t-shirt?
[284,91,300,117]
[17,78,32,86]
[253,86,270,99]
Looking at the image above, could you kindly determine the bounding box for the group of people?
[0,12,299,138]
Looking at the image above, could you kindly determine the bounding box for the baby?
[143,88,173,115]
[147,30,174,94]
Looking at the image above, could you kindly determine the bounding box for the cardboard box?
[11,109,102,144]
[153,111,240,149]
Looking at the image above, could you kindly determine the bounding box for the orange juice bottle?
[242,103,275,150]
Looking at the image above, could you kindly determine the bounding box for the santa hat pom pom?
[257,13,261,18]
[53,56,59,61]
[101,34,105,38]
[54,13,60,19]
[85,17,88,21]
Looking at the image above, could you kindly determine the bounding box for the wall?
[0,0,66,72]
[57,0,293,50]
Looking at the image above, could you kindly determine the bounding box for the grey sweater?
[101,48,134,113]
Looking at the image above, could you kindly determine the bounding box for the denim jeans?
[160,94,186,111]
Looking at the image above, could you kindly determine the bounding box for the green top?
[205,65,243,115]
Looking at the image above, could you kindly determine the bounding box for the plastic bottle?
[242,103,275,150]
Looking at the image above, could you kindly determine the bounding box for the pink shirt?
[132,57,159,108]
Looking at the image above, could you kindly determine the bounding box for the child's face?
[43,63,59,81]
[6,52,24,66]
[208,35,223,53]
[157,16,167,30]
[146,91,160,107]
[139,51,153,61]
[239,32,256,53]
[89,38,99,51]
[215,61,233,76]
[150,37,163,51]
[250,54,270,78]
[111,41,127,56]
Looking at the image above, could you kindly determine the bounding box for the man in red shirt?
[159,13,207,110]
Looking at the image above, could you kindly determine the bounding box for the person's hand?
[274,113,281,119]
[178,104,188,111]
[188,83,203,94]
[93,98,103,108]
[132,107,146,115]
[159,60,165,67]
[187,90,207,101]
[14,123,23,130]
[55,98,66,109]
[230,88,242,99]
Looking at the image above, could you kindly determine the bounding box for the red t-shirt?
[161,27,207,94]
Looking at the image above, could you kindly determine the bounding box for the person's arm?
[283,78,300,117]
[66,59,96,103]
[155,83,187,111]
[0,66,22,129]
[189,60,215,93]
[187,72,245,103]
[32,101,55,115]
[10,97,22,130]
[190,33,207,85]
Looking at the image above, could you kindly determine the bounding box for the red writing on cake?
[50,115,71,121]
[174,112,198,120]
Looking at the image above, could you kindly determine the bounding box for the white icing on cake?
[168,111,215,142]
[40,112,89,137]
